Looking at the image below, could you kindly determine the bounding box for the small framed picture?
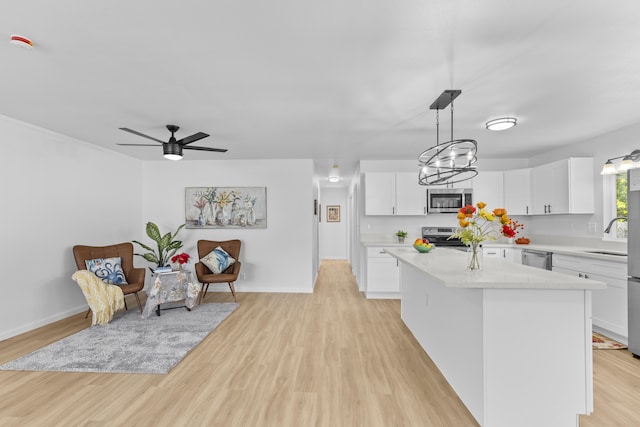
[327,205,340,222]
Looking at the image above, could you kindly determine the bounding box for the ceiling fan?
[117,125,227,160]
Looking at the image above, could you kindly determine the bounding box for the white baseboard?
[365,291,400,300]
[0,305,87,342]
[592,324,628,345]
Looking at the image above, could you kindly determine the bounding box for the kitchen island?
[384,247,606,427]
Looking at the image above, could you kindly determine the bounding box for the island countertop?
[383,247,606,290]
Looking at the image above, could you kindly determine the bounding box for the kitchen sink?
[583,250,627,257]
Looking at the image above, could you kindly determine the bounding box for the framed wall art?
[185,187,267,229]
[327,205,340,222]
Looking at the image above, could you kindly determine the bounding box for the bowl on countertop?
[413,244,435,253]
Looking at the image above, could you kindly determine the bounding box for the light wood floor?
[1,260,639,426]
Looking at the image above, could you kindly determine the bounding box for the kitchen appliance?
[628,168,640,357]
[522,249,552,270]
[421,226,466,250]
[426,188,473,213]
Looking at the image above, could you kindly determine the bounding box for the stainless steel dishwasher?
[522,249,552,270]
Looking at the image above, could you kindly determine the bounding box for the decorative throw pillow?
[85,257,128,285]
[200,246,236,274]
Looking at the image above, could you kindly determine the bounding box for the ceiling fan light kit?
[418,89,478,186]
[485,117,517,131]
[117,124,227,160]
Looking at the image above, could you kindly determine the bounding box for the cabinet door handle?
[526,206,529,214]
[548,204,551,214]
[392,206,395,215]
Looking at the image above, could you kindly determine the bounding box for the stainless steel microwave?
[427,188,473,213]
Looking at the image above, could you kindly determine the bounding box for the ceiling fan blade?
[119,127,165,144]
[178,132,210,146]
[183,145,228,153]
[116,143,162,147]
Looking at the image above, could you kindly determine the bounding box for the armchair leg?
[85,309,91,319]
[199,284,210,305]
[228,282,237,302]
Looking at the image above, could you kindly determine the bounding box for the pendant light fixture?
[418,90,478,186]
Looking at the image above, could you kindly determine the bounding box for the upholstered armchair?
[195,239,241,303]
[72,242,145,313]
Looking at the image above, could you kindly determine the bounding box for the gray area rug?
[0,302,238,374]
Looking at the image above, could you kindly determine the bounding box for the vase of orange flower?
[449,202,512,270]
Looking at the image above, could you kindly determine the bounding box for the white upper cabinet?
[395,172,427,215]
[530,158,594,215]
[471,171,504,208]
[504,168,531,215]
[364,172,426,216]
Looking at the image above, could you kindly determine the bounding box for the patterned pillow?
[85,257,128,285]
[200,246,236,274]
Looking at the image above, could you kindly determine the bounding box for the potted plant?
[396,230,408,243]
[133,222,185,272]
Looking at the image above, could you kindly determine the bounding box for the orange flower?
[493,208,506,217]
[500,215,511,225]
[477,201,487,209]
[459,219,470,227]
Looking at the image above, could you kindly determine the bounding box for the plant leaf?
[146,222,161,243]
[132,240,154,252]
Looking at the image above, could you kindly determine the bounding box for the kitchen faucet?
[604,216,628,233]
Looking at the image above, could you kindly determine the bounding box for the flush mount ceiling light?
[328,165,341,182]
[418,90,478,186]
[485,117,517,131]
[601,149,640,175]
[10,35,33,49]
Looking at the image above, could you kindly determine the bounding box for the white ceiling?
[3,1,640,186]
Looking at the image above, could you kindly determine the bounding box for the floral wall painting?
[327,205,340,222]
[185,187,267,229]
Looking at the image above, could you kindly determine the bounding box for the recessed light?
[486,117,517,131]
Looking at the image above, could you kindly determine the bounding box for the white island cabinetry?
[385,247,604,427]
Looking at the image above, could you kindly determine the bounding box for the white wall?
[319,187,348,259]
[0,116,142,341]
[0,115,317,340]
[141,159,316,294]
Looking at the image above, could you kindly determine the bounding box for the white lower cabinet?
[484,245,522,264]
[553,254,628,339]
[366,247,399,298]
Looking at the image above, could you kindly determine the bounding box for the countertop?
[361,238,628,264]
[383,247,607,290]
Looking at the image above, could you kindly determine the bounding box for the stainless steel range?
[421,226,465,249]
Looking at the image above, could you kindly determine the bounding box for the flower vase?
[397,236,405,243]
[467,244,483,271]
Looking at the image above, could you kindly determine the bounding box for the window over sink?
[603,172,628,241]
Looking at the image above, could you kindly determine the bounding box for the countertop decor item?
[515,237,531,245]
[396,230,408,243]
[449,202,513,270]
[413,243,434,253]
